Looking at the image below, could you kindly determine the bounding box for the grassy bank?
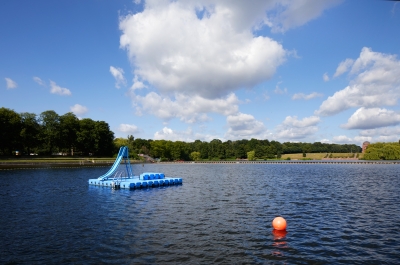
[281,153,363,160]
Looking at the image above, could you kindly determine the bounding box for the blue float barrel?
[159,180,164,185]
[144,175,149,180]
[150,174,155,180]
[148,181,153,187]
[154,180,159,186]
[142,182,148,188]
[129,183,136,189]
[160,174,165,179]
[136,182,141,188]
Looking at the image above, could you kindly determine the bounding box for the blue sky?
[1,0,400,145]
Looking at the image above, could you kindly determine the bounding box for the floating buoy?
[272,217,287,231]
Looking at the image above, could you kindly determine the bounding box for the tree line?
[0,107,114,156]
[363,142,400,160]
[114,136,361,161]
[1,107,362,159]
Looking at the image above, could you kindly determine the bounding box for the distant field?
[281,153,362,160]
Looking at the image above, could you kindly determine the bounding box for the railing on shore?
[160,160,400,165]
[1,159,399,171]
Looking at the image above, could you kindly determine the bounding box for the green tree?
[94,121,114,156]
[59,112,80,155]
[114,137,129,149]
[20,112,40,155]
[0,108,21,155]
[150,140,168,159]
[39,110,60,154]
[255,145,265,159]
[209,139,224,159]
[190,151,201,161]
[235,143,246,159]
[77,118,96,155]
[247,150,256,161]
[223,140,235,159]
[199,141,210,159]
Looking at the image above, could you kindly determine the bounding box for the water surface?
[1,163,399,264]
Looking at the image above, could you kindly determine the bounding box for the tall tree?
[0,108,21,155]
[39,110,60,155]
[94,121,115,156]
[59,112,80,155]
[77,118,96,155]
[20,112,40,155]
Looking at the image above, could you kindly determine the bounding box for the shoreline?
[1,159,399,170]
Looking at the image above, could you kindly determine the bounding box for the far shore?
[1,157,399,170]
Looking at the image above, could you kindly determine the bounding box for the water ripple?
[1,163,399,264]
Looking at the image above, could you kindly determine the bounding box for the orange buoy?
[272,217,287,231]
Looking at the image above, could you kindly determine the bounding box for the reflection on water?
[272,229,288,258]
[1,163,400,264]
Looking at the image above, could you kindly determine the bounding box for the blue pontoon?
[88,146,182,189]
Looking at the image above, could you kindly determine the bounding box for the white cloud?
[331,135,372,145]
[224,113,267,140]
[332,135,353,143]
[316,47,400,116]
[110,66,127,89]
[119,0,288,99]
[372,135,399,142]
[5,78,17,89]
[333,58,354,78]
[330,127,400,145]
[292,92,323,100]
[131,75,146,90]
[353,135,372,144]
[275,115,320,140]
[274,84,287,94]
[50,81,71,96]
[359,126,400,139]
[341,107,400,130]
[119,0,343,127]
[266,0,343,33]
[282,115,320,127]
[154,126,218,142]
[118,124,141,134]
[130,91,239,123]
[154,127,192,141]
[323,73,329,82]
[70,104,88,116]
[33,77,45,86]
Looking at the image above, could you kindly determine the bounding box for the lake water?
[1,163,399,264]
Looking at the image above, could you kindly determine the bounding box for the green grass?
[281,153,360,160]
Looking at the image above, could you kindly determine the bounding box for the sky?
[1,0,400,146]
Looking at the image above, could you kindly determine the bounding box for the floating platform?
[88,146,182,190]
[88,172,183,189]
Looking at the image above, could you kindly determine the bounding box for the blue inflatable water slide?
[88,146,182,189]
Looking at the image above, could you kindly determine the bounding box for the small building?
[362,141,370,153]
